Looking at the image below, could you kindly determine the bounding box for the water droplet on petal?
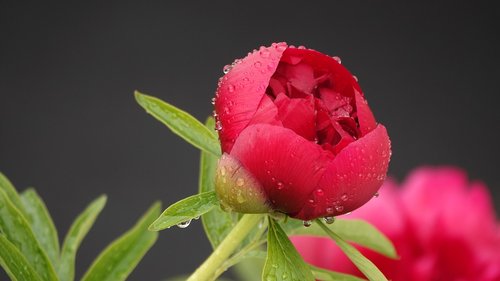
[227,84,235,92]
[326,207,334,214]
[353,75,359,82]
[220,166,226,176]
[332,56,342,64]
[254,61,262,68]
[276,181,284,190]
[324,216,335,224]
[373,192,380,198]
[315,189,324,197]
[341,193,348,201]
[223,65,232,74]
[177,220,191,228]
[215,120,223,131]
[303,220,312,227]
[335,205,344,212]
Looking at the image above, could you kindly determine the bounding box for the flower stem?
[186,213,265,281]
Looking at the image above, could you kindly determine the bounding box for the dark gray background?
[1,1,499,280]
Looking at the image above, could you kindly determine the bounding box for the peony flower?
[292,167,500,281]
[213,42,391,221]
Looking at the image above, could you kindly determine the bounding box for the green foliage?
[81,202,160,281]
[263,218,315,281]
[149,191,219,231]
[135,91,221,156]
[0,173,159,281]
[58,195,107,281]
[284,218,397,259]
[199,117,237,249]
[316,219,388,281]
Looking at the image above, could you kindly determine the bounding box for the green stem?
[187,214,265,281]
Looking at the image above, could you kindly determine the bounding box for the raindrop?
[220,166,226,176]
[303,220,312,227]
[353,75,359,82]
[215,120,223,131]
[267,62,275,71]
[315,188,324,196]
[326,207,334,214]
[223,65,232,74]
[373,192,380,198]
[332,56,342,64]
[254,61,262,68]
[275,42,287,52]
[236,193,246,203]
[276,181,284,190]
[211,97,216,105]
[324,216,335,224]
[227,84,235,92]
[298,45,306,49]
[335,205,344,212]
[177,220,191,228]
[341,193,348,201]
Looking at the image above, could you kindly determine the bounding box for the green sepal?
[0,234,43,281]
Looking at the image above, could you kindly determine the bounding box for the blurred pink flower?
[292,167,500,281]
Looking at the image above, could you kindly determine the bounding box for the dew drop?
[254,61,262,68]
[326,207,334,214]
[303,220,312,227]
[315,188,324,196]
[236,177,245,186]
[215,120,223,131]
[341,193,348,201]
[324,216,335,224]
[210,97,216,105]
[353,75,359,82]
[220,166,226,176]
[177,220,191,228]
[298,45,306,49]
[335,205,344,212]
[267,62,276,71]
[227,84,235,92]
[373,192,380,198]
[223,65,232,74]
[236,193,246,203]
[332,56,342,64]
[276,181,284,190]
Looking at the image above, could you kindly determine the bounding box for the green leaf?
[0,172,27,216]
[58,195,107,281]
[135,91,221,156]
[20,188,60,266]
[80,202,161,281]
[199,117,236,249]
[310,265,367,281]
[149,191,218,231]
[263,217,314,281]
[0,234,43,281]
[284,218,397,259]
[0,189,58,281]
[315,219,388,281]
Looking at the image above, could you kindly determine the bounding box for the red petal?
[230,124,334,214]
[293,125,391,220]
[354,88,376,136]
[274,93,316,141]
[215,43,287,153]
[248,94,282,126]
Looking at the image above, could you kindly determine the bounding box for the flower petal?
[230,124,334,214]
[215,43,287,153]
[274,93,316,141]
[294,125,391,220]
[354,88,376,136]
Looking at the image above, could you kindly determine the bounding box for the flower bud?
[213,42,391,220]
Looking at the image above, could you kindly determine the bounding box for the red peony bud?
[213,42,391,221]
